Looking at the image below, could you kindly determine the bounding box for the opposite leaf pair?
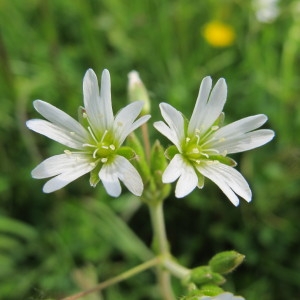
[27,69,274,205]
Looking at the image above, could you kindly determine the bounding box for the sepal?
[209,250,245,275]
[165,145,179,160]
[190,266,226,286]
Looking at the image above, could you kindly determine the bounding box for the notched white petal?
[197,162,252,206]
[31,154,92,179]
[113,101,150,145]
[158,102,185,149]
[42,157,95,193]
[26,119,86,149]
[162,154,198,198]
[33,100,89,140]
[99,155,143,197]
[189,76,212,134]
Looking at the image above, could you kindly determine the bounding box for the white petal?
[102,179,122,197]
[200,78,227,133]
[83,69,114,134]
[162,154,184,183]
[213,114,268,139]
[188,76,212,134]
[33,100,89,141]
[26,119,86,149]
[32,153,92,179]
[99,155,143,197]
[42,157,95,193]
[100,69,114,126]
[156,103,185,150]
[163,154,198,198]
[188,77,227,135]
[175,164,198,198]
[113,101,150,145]
[197,162,252,206]
[212,129,275,154]
[153,121,182,151]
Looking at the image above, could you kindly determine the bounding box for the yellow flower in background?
[202,21,236,47]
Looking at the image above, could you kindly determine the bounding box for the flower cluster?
[27,69,274,206]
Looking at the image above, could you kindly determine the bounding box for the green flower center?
[84,127,117,163]
[182,127,219,164]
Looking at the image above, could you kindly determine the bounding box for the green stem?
[60,257,160,300]
[148,201,176,300]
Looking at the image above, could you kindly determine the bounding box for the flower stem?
[60,257,160,300]
[148,201,176,300]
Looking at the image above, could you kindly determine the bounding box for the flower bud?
[209,251,245,275]
[190,266,226,286]
[128,70,151,115]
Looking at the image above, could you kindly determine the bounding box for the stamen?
[82,143,97,148]
[90,162,96,167]
[101,158,108,163]
[93,148,99,159]
[64,150,72,155]
[83,112,88,119]
[88,126,98,144]
[100,130,108,143]
[109,144,116,150]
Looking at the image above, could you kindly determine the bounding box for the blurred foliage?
[0,0,299,299]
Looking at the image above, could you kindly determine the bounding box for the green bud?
[128,70,150,115]
[209,250,245,275]
[180,285,224,299]
[190,266,226,286]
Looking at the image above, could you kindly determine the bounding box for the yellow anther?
[64,150,72,155]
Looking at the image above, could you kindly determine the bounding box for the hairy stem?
[149,201,176,300]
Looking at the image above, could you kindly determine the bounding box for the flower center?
[182,127,219,164]
[83,127,117,163]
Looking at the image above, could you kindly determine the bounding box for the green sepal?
[209,250,245,275]
[89,163,101,187]
[180,285,224,299]
[197,174,205,189]
[209,155,237,167]
[116,146,136,160]
[126,133,151,180]
[78,106,89,128]
[190,266,226,286]
[165,145,179,160]
[150,140,171,200]
[214,112,225,127]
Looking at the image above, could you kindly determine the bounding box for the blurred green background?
[0,0,299,299]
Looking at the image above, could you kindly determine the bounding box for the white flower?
[200,292,245,300]
[253,0,280,23]
[154,76,274,206]
[27,69,150,197]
